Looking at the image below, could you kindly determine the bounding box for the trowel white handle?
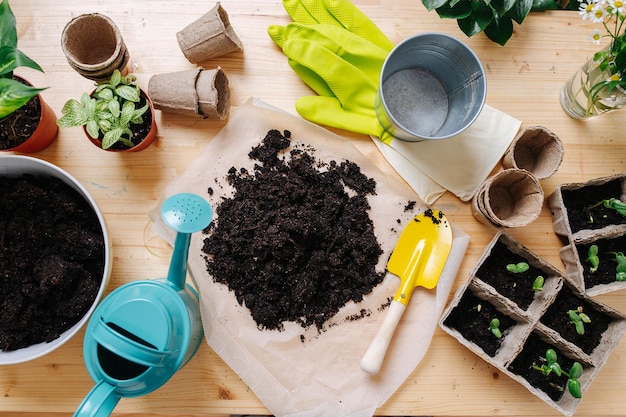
[360,300,406,375]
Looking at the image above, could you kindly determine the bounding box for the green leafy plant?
[609,251,626,281]
[420,0,576,46]
[588,198,626,216]
[568,306,591,335]
[586,244,600,273]
[506,262,529,273]
[532,275,544,291]
[0,0,47,119]
[489,318,502,338]
[57,70,149,150]
[532,348,584,398]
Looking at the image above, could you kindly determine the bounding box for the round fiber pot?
[502,126,564,180]
[61,13,129,82]
[471,169,544,228]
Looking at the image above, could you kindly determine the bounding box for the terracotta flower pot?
[85,89,157,152]
[0,77,58,153]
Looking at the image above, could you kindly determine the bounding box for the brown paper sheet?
[150,98,469,417]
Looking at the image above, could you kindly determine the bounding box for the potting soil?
[202,129,385,331]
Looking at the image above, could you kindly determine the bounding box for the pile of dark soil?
[202,129,385,331]
[0,175,105,351]
[443,288,515,357]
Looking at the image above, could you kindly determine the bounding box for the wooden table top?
[2,1,626,416]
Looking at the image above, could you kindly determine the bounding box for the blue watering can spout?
[160,193,213,290]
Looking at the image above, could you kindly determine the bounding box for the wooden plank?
[1,1,625,416]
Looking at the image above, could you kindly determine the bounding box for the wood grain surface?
[1,1,625,416]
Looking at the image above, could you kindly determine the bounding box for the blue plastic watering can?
[74,193,212,417]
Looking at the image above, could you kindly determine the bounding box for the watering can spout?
[74,380,120,417]
[166,232,192,291]
[160,193,213,291]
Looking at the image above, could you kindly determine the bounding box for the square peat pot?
[440,232,626,417]
[560,227,626,296]
[548,173,626,295]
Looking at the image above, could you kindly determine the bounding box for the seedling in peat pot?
[568,307,591,335]
[532,276,545,291]
[489,318,502,338]
[586,245,599,273]
[609,251,626,281]
[588,198,626,216]
[506,262,529,273]
[532,349,584,398]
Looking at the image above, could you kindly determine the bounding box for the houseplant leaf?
[484,14,514,45]
[458,2,494,37]
[422,0,450,11]
[436,0,472,19]
[0,0,17,49]
[0,45,43,76]
[0,77,45,119]
[115,85,140,102]
[509,0,533,24]
[490,0,517,16]
[102,128,124,150]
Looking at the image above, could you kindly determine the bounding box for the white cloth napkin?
[150,98,470,417]
[372,105,522,204]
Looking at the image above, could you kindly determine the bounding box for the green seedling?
[609,251,626,281]
[586,245,599,273]
[588,198,626,216]
[506,262,529,273]
[489,318,502,339]
[532,276,545,291]
[568,307,591,335]
[533,349,583,399]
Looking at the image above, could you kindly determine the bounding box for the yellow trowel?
[360,209,453,375]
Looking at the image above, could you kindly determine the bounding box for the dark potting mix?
[0,175,105,350]
[202,129,386,331]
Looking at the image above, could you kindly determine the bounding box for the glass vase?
[560,49,626,119]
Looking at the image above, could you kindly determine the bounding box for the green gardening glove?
[268,0,394,138]
[270,0,394,51]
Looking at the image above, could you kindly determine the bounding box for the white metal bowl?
[0,155,111,364]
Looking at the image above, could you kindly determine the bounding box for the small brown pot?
[0,77,58,153]
[148,67,230,119]
[471,168,544,228]
[176,2,243,64]
[84,89,157,152]
[61,13,130,82]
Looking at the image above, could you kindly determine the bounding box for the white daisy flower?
[589,29,603,44]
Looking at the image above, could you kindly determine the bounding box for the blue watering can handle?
[92,316,168,368]
[73,380,120,417]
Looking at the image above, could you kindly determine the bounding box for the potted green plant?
[56,69,157,152]
[0,0,57,153]
[421,0,577,46]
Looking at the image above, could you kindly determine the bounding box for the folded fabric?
[372,105,522,204]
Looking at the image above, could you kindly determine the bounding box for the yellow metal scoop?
[360,209,453,375]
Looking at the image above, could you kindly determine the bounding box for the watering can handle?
[360,300,406,375]
[73,380,120,417]
[92,317,168,368]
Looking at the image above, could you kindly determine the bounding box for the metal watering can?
[74,193,212,417]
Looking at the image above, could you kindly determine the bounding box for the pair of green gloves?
[267,0,393,140]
